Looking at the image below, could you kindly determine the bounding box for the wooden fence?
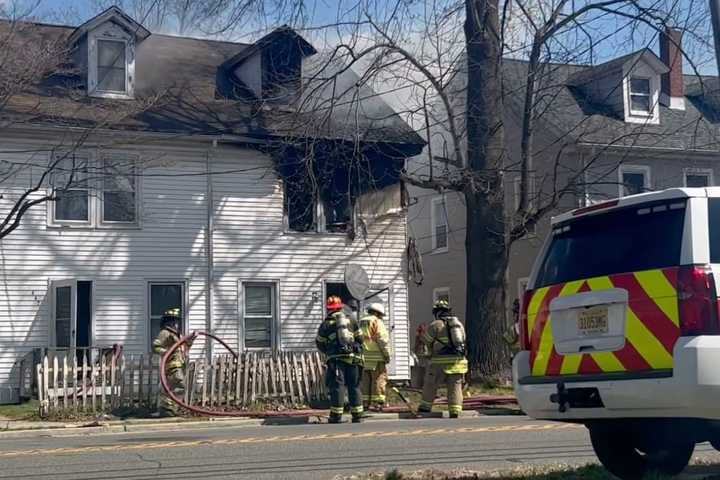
[36,350,327,414]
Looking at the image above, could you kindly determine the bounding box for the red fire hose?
[159,331,324,418]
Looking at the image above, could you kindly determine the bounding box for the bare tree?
[64,0,717,376]
[0,6,167,241]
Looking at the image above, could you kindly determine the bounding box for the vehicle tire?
[711,439,720,451]
[589,425,694,479]
[644,441,695,476]
[589,426,646,480]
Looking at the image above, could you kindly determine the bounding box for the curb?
[0,410,482,439]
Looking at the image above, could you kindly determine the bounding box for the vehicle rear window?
[535,201,686,288]
[708,199,720,263]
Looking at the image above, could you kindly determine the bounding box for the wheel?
[589,424,694,479]
[712,439,720,451]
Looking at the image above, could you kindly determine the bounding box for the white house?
[0,7,423,402]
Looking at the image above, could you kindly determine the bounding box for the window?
[708,199,720,263]
[102,155,137,223]
[535,201,686,288]
[619,165,651,197]
[48,151,141,228]
[241,282,278,349]
[53,154,90,223]
[284,186,354,234]
[148,282,184,351]
[431,196,449,251]
[684,169,713,188]
[629,77,651,114]
[97,39,127,93]
[433,287,450,304]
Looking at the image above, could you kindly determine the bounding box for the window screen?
[244,283,276,349]
[535,202,686,288]
[629,78,651,113]
[97,40,126,92]
[103,155,137,222]
[54,155,89,222]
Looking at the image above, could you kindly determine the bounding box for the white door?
[51,280,77,350]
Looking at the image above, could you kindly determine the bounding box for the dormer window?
[70,6,149,100]
[629,77,651,114]
[97,39,127,93]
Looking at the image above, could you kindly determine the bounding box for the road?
[0,415,719,480]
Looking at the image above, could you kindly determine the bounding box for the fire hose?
[159,331,326,418]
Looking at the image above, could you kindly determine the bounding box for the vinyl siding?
[0,133,410,390]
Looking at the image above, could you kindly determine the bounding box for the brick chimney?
[659,27,685,110]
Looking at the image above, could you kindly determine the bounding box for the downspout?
[206,140,216,360]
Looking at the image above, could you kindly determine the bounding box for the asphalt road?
[0,416,719,480]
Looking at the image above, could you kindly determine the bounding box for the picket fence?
[36,350,328,414]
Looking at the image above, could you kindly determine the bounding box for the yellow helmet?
[163,308,181,318]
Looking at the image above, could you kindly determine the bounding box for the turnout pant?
[326,359,364,417]
[158,368,185,415]
[361,363,388,407]
[419,364,463,415]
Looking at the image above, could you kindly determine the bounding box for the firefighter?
[359,303,391,411]
[418,299,468,418]
[152,308,188,417]
[316,295,365,423]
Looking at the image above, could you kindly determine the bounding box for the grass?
[342,459,720,480]
[0,400,41,420]
[340,465,615,480]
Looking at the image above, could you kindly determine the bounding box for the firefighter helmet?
[162,308,181,325]
[432,299,450,313]
[326,295,344,312]
[367,303,386,317]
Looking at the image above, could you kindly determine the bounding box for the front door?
[51,280,77,350]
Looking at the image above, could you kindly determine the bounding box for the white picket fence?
[36,349,327,415]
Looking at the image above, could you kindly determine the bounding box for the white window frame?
[618,164,651,197]
[146,280,188,353]
[683,168,714,188]
[88,23,135,99]
[623,74,660,124]
[432,287,450,304]
[47,150,142,229]
[239,280,281,351]
[98,153,141,227]
[431,195,449,253]
[48,152,92,227]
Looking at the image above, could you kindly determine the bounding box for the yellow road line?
[0,423,582,459]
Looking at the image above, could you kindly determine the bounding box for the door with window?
[50,280,93,351]
[148,282,185,351]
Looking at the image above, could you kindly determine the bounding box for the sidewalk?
[0,394,517,439]
[0,410,486,439]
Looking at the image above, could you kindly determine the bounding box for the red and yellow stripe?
[528,267,679,377]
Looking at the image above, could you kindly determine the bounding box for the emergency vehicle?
[514,188,720,479]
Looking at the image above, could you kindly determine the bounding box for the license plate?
[577,306,609,336]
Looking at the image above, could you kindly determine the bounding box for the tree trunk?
[464,0,509,377]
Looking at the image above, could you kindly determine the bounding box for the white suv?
[514,188,720,479]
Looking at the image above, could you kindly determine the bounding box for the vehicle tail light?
[519,289,533,350]
[678,265,720,336]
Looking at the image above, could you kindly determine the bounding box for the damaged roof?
[0,17,423,149]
